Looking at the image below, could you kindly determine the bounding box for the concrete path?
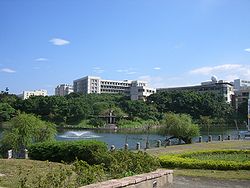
[173,176,250,188]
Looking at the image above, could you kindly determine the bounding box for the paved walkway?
[173,176,250,188]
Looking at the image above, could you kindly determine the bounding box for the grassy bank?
[146,140,250,156]
[0,159,70,188]
[146,140,250,180]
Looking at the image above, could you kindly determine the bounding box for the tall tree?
[160,113,200,144]
[0,113,56,158]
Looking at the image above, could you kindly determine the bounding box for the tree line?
[0,90,246,126]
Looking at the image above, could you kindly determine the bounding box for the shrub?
[18,150,160,187]
[73,160,106,186]
[159,150,250,170]
[89,118,106,127]
[28,140,108,164]
[95,150,161,178]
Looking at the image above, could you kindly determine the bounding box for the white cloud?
[35,58,48,62]
[189,64,250,81]
[49,38,70,46]
[93,67,104,74]
[1,68,16,73]
[153,67,161,70]
[189,64,243,75]
[116,69,127,73]
[126,71,137,75]
[138,75,165,88]
[116,69,137,75]
[244,48,250,53]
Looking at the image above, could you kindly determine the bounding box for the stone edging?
[80,169,173,188]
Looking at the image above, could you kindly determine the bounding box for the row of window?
[101,85,128,90]
[138,89,155,93]
[101,89,122,93]
[101,81,131,86]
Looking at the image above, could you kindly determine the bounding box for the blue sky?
[1,0,250,95]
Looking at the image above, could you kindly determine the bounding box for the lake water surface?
[56,126,247,149]
[0,126,248,150]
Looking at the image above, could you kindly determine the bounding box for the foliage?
[88,118,106,127]
[108,150,160,178]
[160,113,200,144]
[0,102,16,122]
[0,113,56,157]
[91,150,160,179]
[237,98,248,122]
[159,150,250,170]
[0,90,236,126]
[147,91,233,120]
[120,100,159,120]
[117,118,159,128]
[182,150,250,162]
[0,159,76,188]
[19,162,75,188]
[199,116,213,136]
[72,160,106,186]
[28,140,108,164]
[0,149,161,188]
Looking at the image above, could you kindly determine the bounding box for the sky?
[1,0,250,95]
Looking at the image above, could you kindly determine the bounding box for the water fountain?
[57,131,101,139]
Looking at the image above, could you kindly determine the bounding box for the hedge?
[28,140,108,164]
[159,150,250,170]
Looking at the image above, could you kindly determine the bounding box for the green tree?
[147,91,232,120]
[0,102,16,122]
[199,116,213,138]
[120,100,159,120]
[160,113,200,144]
[0,113,56,158]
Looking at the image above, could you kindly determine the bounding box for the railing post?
[208,135,212,142]
[238,134,241,140]
[136,142,141,150]
[8,149,12,159]
[157,140,161,147]
[124,143,129,150]
[145,141,150,149]
[110,145,116,151]
[24,149,28,159]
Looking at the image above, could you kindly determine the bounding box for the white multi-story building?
[157,77,234,103]
[55,84,73,96]
[234,79,250,91]
[21,89,47,100]
[130,81,156,100]
[73,76,155,100]
[233,79,250,110]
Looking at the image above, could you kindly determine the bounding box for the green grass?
[185,152,250,162]
[159,150,250,170]
[146,140,250,180]
[146,140,250,156]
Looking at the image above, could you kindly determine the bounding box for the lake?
[56,126,247,149]
[1,126,248,150]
